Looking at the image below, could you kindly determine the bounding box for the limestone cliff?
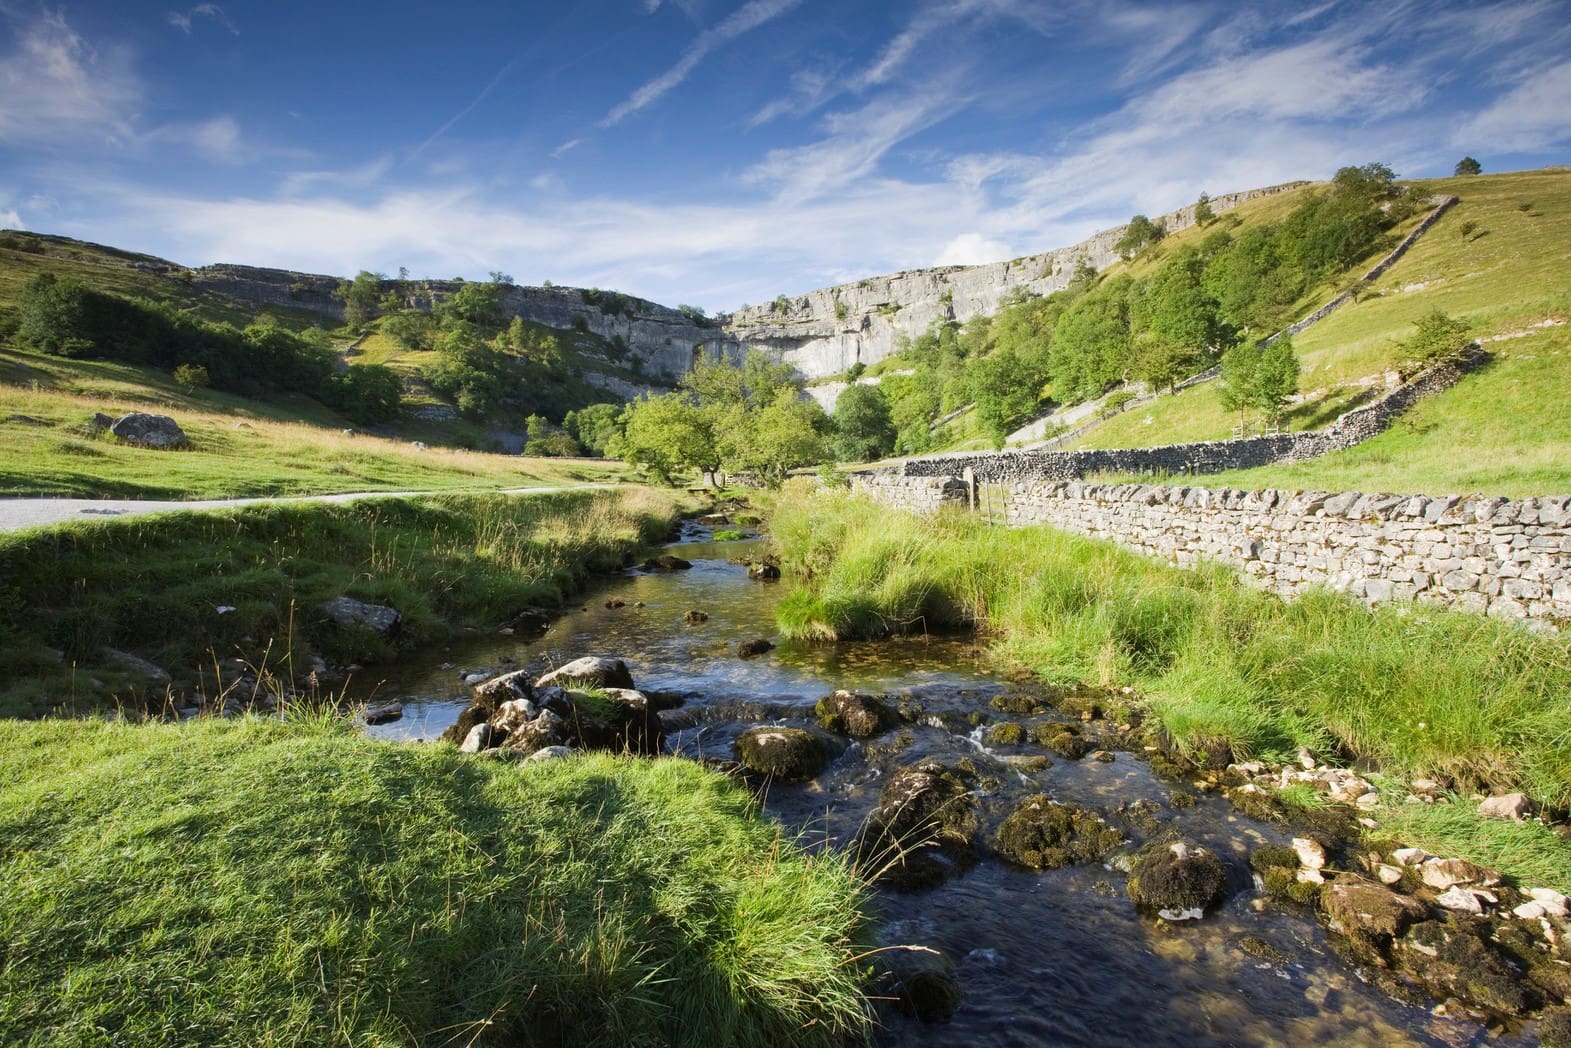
[719,183,1309,382]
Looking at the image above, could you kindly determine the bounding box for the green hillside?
[1066,167,1571,494]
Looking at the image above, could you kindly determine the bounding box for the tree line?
[13,273,401,423]
[874,163,1419,449]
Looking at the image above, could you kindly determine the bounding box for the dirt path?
[0,485,602,535]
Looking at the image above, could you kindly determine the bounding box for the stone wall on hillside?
[850,473,1571,625]
[721,182,1309,381]
[897,351,1478,483]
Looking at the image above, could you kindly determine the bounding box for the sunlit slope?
[1069,168,1571,494]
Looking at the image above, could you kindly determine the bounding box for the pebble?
[1292,837,1326,871]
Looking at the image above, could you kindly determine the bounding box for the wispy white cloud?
[280,156,394,196]
[743,83,966,203]
[0,206,22,229]
[600,0,803,126]
[933,232,1012,266]
[1455,57,1571,153]
[747,63,841,128]
[167,4,238,37]
[550,137,583,159]
[410,59,517,159]
[143,115,247,163]
[0,8,140,147]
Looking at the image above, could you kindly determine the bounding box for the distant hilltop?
[719,182,1310,382]
[4,181,1309,390]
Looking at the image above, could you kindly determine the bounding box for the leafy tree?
[563,403,623,457]
[335,270,384,328]
[382,310,437,350]
[440,281,505,333]
[1402,309,1471,369]
[1454,156,1481,176]
[1217,337,1299,429]
[172,363,210,393]
[1217,343,1259,428]
[326,364,402,424]
[969,346,1041,448]
[1194,192,1215,227]
[830,383,896,462]
[16,273,91,356]
[1115,214,1165,259]
[523,413,582,457]
[614,393,720,484]
[729,388,829,486]
[1254,336,1300,427]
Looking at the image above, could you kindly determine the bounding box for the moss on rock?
[816,690,895,738]
[1127,836,1230,917]
[985,721,1024,746]
[858,760,979,892]
[993,795,1124,870]
[735,727,831,783]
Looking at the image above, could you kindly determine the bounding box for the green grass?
[1376,794,1571,896]
[768,487,1571,810]
[0,232,333,334]
[0,487,692,717]
[0,350,630,497]
[0,715,873,1046]
[1061,168,1571,494]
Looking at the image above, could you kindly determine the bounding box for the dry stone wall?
[850,474,1571,625]
[898,352,1478,483]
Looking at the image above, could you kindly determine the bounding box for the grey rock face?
[535,656,636,691]
[109,412,188,448]
[318,597,402,636]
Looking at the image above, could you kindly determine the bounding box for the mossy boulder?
[1127,837,1230,919]
[562,687,663,755]
[984,721,1024,746]
[1396,915,1531,1018]
[858,760,979,892]
[1032,722,1090,759]
[1322,876,1428,944]
[816,690,896,738]
[735,727,831,782]
[993,796,1124,870]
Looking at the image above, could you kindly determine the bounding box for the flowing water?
[362,526,1516,1047]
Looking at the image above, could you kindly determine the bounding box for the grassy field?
[0,349,629,498]
[0,716,872,1046]
[0,487,691,717]
[1066,168,1571,494]
[768,487,1571,817]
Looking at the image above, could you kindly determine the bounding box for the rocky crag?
[194,265,730,386]
[718,182,1309,383]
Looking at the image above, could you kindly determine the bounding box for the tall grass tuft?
[767,486,1571,807]
[0,488,694,717]
[0,717,874,1046]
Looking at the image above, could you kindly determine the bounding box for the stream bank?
[362,514,1564,1045]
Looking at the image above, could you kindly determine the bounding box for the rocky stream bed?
[344,519,1570,1046]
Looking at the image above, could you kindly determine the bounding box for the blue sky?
[2,0,1569,312]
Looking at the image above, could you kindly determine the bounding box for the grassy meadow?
[0,487,691,717]
[0,349,629,498]
[0,716,872,1046]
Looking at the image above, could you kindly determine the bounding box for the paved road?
[0,486,598,534]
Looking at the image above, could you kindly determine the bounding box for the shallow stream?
[362,526,1515,1047]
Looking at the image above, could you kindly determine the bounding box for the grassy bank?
[0,351,627,497]
[769,487,1571,808]
[0,716,872,1046]
[0,487,691,717]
